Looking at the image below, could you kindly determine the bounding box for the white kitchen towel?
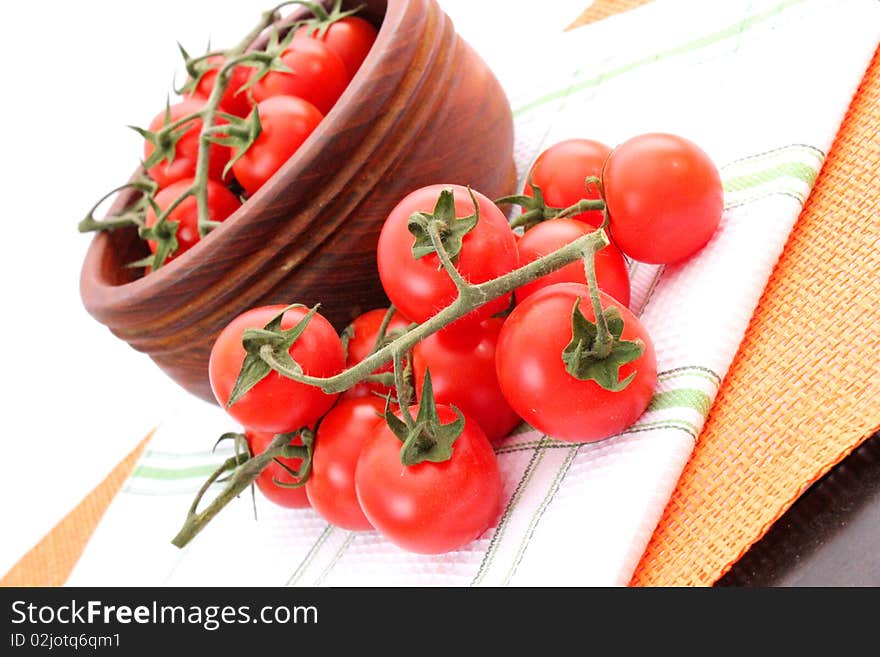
[67,0,880,586]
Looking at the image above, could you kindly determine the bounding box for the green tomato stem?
[509,207,548,229]
[284,0,330,22]
[78,181,155,233]
[369,305,399,355]
[192,1,306,237]
[158,112,203,137]
[427,221,470,293]
[274,228,609,395]
[393,350,416,428]
[554,198,605,220]
[582,230,614,358]
[170,431,293,548]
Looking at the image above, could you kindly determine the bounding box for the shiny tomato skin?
[305,397,386,530]
[524,139,611,227]
[496,283,656,443]
[376,184,519,326]
[603,133,723,264]
[355,405,502,554]
[209,305,344,434]
[143,99,230,188]
[341,308,410,399]
[187,55,254,118]
[247,429,311,509]
[292,17,378,79]
[250,38,348,114]
[514,218,631,307]
[231,95,323,197]
[143,178,241,260]
[412,318,521,443]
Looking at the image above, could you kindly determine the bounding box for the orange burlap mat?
[2,1,878,587]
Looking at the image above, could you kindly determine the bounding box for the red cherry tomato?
[209,305,344,433]
[187,55,254,118]
[496,283,656,443]
[247,429,310,509]
[602,133,723,264]
[341,308,410,399]
[143,178,241,261]
[292,16,378,79]
[355,405,502,554]
[514,218,631,307]
[231,95,323,197]
[143,99,230,188]
[250,38,348,114]
[305,396,386,530]
[412,318,521,443]
[376,184,519,327]
[523,138,611,227]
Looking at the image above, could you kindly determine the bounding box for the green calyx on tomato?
[384,370,465,467]
[133,178,242,270]
[290,1,377,81]
[131,100,194,172]
[134,211,180,271]
[562,298,644,391]
[266,428,315,489]
[171,426,314,548]
[289,0,363,37]
[175,46,255,118]
[496,177,606,231]
[513,138,613,229]
[174,43,220,97]
[495,181,559,231]
[202,107,263,179]
[226,303,319,407]
[233,26,296,96]
[213,428,315,494]
[407,188,479,263]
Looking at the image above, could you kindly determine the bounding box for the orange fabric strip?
[0,434,152,587]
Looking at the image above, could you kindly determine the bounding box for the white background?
[0,0,593,579]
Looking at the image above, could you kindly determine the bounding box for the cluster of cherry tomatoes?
[204,132,724,555]
[139,4,378,265]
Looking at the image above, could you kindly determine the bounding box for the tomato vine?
[75,4,722,555]
[170,192,634,548]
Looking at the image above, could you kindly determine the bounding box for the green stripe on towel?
[724,161,819,192]
[513,0,807,117]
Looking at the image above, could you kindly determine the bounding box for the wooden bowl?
[80,0,516,404]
